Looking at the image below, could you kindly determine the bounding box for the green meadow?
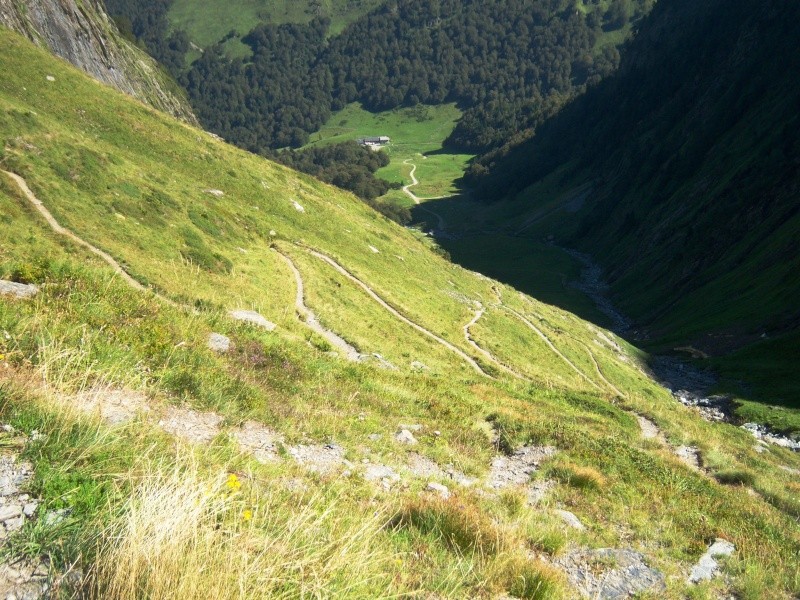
[306,102,474,199]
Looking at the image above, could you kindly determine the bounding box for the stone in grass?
[687,539,735,584]
[0,504,22,522]
[554,509,585,530]
[229,310,276,331]
[207,333,231,353]
[487,445,557,489]
[399,423,423,432]
[395,429,418,445]
[363,464,401,489]
[0,280,39,299]
[426,482,451,500]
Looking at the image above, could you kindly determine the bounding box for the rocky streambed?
[563,249,799,451]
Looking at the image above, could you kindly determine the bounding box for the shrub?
[714,469,756,487]
[392,498,507,556]
[491,556,565,600]
[549,463,607,490]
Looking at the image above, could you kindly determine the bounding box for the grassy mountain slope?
[1,28,799,598]
[456,0,800,408]
[0,0,195,122]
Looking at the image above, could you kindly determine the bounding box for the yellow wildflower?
[225,473,241,492]
[242,509,253,522]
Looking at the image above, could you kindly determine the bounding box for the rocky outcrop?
[0,0,196,123]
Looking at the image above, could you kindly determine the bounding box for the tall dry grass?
[90,466,398,599]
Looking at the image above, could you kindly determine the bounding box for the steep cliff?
[0,0,196,123]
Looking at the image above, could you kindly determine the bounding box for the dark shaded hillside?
[465,0,800,370]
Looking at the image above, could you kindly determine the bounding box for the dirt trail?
[402,159,447,230]
[463,304,529,381]
[501,305,602,391]
[4,170,146,292]
[581,342,624,397]
[303,246,488,377]
[274,248,363,362]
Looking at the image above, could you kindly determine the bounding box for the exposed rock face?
[0,0,196,123]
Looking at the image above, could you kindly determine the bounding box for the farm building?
[357,136,391,147]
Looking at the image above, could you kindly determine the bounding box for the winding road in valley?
[402,159,447,231]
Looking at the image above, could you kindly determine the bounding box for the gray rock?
[233,421,281,463]
[554,509,585,530]
[426,482,451,499]
[556,548,665,599]
[363,465,400,486]
[204,189,225,197]
[0,0,197,123]
[4,515,24,531]
[207,333,231,353]
[229,310,277,331]
[444,467,476,487]
[675,445,702,470]
[395,429,418,445]
[0,281,38,299]
[22,503,37,518]
[43,508,70,526]
[487,445,557,489]
[367,433,382,442]
[363,464,400,491]
[687,538,735,584]
[406,453,443,478]
[0,505,22,522]
[527,479,555,505]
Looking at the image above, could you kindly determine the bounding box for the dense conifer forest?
[103,0,645,154]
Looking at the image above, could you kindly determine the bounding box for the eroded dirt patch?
[72,388,150,425]
[233,421,282,463]
[287,443,352,475]
[158,407,223,444]
[487,445,556,490]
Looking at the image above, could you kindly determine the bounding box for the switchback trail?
[463,304,530,381]
[500,305,602,391]
[302,245,489,377]
[580,342,624,397]
[4,170,146,293]
[274,247,363,362]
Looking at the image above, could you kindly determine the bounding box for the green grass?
[1,28,799,598]
[169,0,385,50]
[305,102,473,198]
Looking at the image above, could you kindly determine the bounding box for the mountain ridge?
[0,0,196,123]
